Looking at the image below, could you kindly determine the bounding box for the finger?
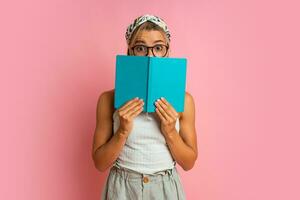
[156,99,176,120]
[121,99,144,115]
[127,102,144,117]
[129,106,144,119]
[155,107,167,122]
[119,97,139,112]
[156,102,173,122]
[160,97,178,118]
[119,97,140,112]
[123,101,144,118]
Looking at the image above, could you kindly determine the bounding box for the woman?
[92,14,198,200]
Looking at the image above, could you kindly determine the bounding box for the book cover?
[114,55,187,113]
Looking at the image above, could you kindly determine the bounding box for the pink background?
[1,0,299,199]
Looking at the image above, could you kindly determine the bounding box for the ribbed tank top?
[112,110,180,174]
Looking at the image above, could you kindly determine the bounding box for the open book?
[114,55,187,113]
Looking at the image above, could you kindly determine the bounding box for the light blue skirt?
[101,165,186,200]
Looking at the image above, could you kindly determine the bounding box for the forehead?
[132,30,167,45]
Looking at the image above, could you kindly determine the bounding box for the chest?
[113,111,179,146]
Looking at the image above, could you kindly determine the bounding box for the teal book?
[114,55,187,113]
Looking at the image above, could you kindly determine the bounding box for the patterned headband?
[125,14,171,45]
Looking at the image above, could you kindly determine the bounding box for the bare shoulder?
[179,91,195,119]
[185,91,194,103]
[99,88,114,100]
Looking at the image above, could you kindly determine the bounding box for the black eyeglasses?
[131,44,169,57]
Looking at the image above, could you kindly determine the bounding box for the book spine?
[146,57,152,112]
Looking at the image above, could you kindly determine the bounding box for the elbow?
[92,152,109,172]
[182,153,198,171]
[182,161,195,171]
[96,165,109,172]
[93,159,110,172]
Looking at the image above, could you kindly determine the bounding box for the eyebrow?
[134,39,165,45]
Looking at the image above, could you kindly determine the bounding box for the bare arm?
[91,91,126,171]
[155,92,198,171]
[92,91,144,172]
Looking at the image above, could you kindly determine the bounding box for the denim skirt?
[100,165,186,200]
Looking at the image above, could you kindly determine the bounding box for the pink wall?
[1,0,299,199]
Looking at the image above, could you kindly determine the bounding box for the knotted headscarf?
[125,14,171,45]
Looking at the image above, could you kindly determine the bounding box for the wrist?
[116,128,129,140]
[164,128,178,141]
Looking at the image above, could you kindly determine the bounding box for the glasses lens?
[132,44,168,57]
[133,45,147,56]
[153,44,168,57]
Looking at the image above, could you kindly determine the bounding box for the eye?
[154,45,163,51]
[134,45,146,52]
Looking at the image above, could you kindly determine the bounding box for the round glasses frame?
[130,44,169,57]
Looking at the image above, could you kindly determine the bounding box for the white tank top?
[112,110,180,174]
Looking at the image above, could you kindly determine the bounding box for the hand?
[117,97,144,138]
[154,97,179,137]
